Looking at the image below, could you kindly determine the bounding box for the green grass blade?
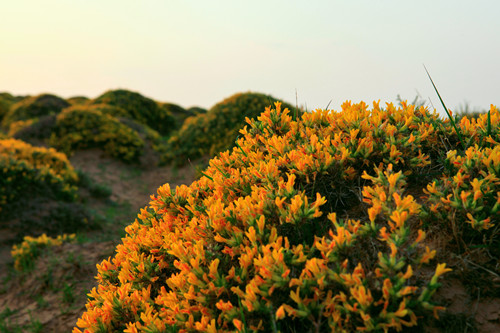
[235,136,248,157]
[424,65,466,151]
[199,171,213,181]
[487,108,492,137]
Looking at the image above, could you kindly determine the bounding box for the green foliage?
[0,93,15,123]
[49,107,145,162]
[165,92,297,165]
[84,103,130,118]
[187,106,207,114]
[158,102,206,128]
[2,94,69,129]
[91,89,177,135]
[67,96,90,105]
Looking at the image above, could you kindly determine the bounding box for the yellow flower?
[276,305,286,319]
[233,319,243,331]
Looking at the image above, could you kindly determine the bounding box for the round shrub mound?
[165,92,297,165]
[10,115,57,143]
[67,96,90,105]
[49,106,145,162]
[8,104,129,144]
[75,101,499,332]
[2,93,70,128]
[91,89,176,135]
[0,138,78,213]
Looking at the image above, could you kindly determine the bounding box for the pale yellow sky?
[1,0,499,113]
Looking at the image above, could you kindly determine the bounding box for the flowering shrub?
[67,96,90,105]
[165,92,296,165]
[0,138,79,237]
[422,144,500,251]
[158,103,206,130]
[49,107,145,162]
[91,89,177,136]
[11,233,76,272]
[1,93,69,128]
[0,138,78,206]
[10,114,57,143]
[7,118,37,137]
[71,100,500,332]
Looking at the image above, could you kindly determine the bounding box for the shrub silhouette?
[2,93,69,128]
[91,89,176,136]
[165,92,296,165]
[75,101,498,332]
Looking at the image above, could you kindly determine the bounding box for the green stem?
[423,65,466,151]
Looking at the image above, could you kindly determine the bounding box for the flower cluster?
[165,92,296,165]
[422,144,499,248]
[11,233,76,272]
[0,138,78,212]
[49,107,145,162]
[75,101,498,332]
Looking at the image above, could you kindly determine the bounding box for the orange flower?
[420,246,436,264]
[233,319,244,331]
[276,305,286,319]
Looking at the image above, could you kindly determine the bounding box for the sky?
[1,0,499,115]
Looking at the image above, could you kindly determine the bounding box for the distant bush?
[7,118,37,137]
[49,107,145,162]
[0,138,77,215]
[0,139,103,240]
[10,115,57,143]
[67,96,90,105]
[186,106,208,114]
[158,102,206,127]
[2,94,69,128]
[91,89,176,135]
[165,92,297,165]
[8,104,128,143]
